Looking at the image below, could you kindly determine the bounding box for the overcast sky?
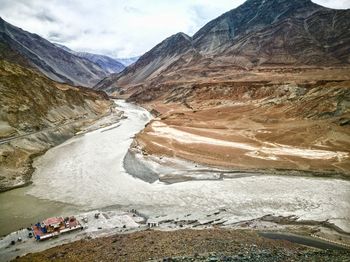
[1,0,349,58]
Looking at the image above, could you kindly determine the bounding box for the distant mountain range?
[0,17,107,87]
[54,43,139,68]
[2,0,350,92]
[115,56,140,67]
[0,17,129,87]
[53,43,126,74]
[95,0,350,92]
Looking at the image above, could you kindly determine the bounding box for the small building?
[32,216,82,241]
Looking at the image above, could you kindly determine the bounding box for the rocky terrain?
[95,0,350,178]
[132,77,350,179]
[15,229,350,262]
[0,42,115,192]
[0,17,110,87]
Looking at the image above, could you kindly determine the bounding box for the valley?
[1,0,350,261]
[1,100,349,261]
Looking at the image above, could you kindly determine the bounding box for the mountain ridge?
[53,44,126,74]
[0,17,110,87]
[95,0,350,93]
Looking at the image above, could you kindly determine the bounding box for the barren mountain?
[96,0,350,93]
[0,17,109,87]
[94,32,196,92]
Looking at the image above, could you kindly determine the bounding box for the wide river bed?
[0,100,349,236]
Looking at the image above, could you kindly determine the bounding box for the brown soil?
[14,229,329,262]
[131,69,350,178]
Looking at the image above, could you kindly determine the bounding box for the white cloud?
[312,0,350,9]
[0,0,349,57]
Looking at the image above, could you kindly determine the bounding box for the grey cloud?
[34,10,59,23]
[0,0,15,9]
[100,29,116,35]
[191,5,211,21]
[0,0,31,9]
[123,6,144,14]
[48,31,78,43]
[82,29,92,35]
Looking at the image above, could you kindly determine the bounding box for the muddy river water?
[0,100,349,236]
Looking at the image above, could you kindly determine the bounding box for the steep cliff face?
[0,17,109,87]
[0,44,114,192]
[96,0,350,94]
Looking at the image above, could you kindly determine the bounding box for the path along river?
[0,100,349,236]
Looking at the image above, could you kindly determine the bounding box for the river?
[0,100,349,236]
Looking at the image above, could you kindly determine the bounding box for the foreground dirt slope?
[16,229,350,262]
[0,48,114,191]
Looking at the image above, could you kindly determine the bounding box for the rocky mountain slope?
[96,0,350,93]
[0,42,114,192]
[0,17,109,87]
[94,32,195,91]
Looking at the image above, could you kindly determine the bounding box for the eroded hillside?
[0,56,114,192]
[131,73,350,179]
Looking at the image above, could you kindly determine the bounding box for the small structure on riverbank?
[32,216,82,241]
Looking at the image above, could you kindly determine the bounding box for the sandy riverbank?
[132,79,350,179]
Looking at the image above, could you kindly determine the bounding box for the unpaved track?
[260,232,350,251]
